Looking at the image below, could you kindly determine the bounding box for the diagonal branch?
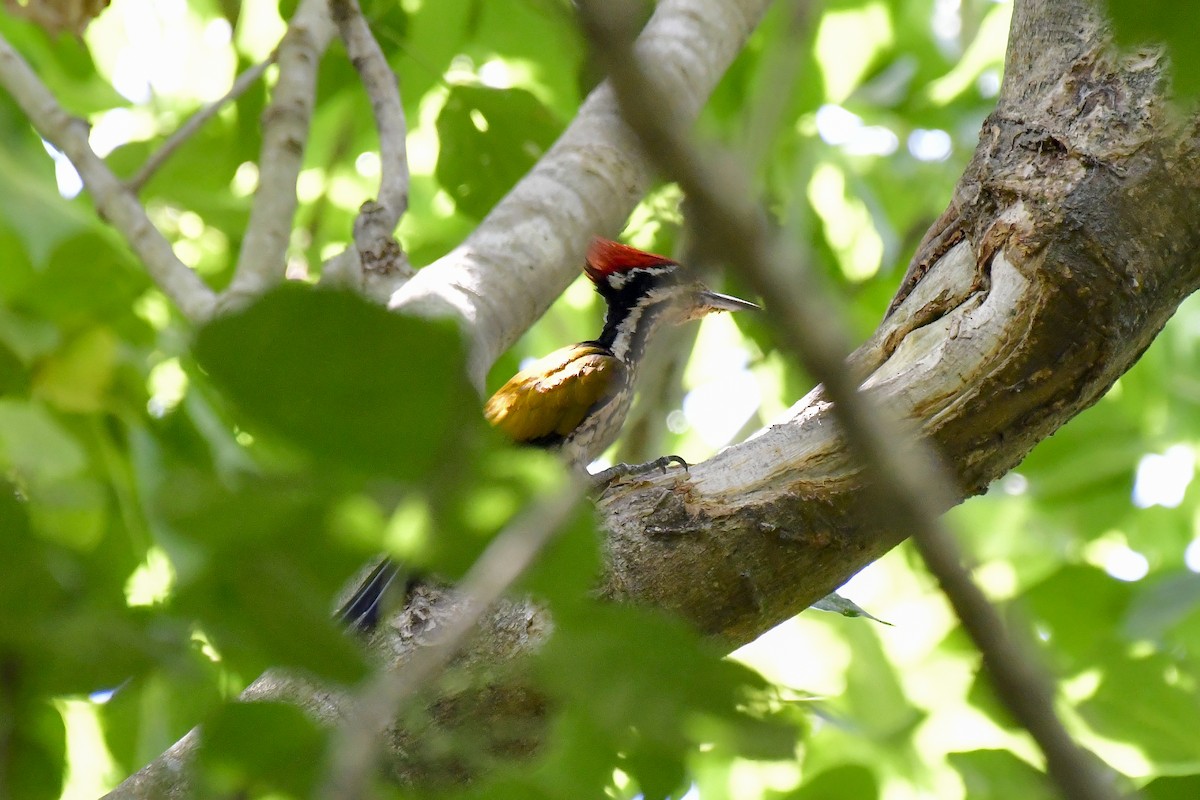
[0,32,218,322]
[577,1,1148,798]
[222,0,334,306]
[126,52,278,193]
[388,0,777,386]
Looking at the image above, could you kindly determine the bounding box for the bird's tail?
[336,558,411,631]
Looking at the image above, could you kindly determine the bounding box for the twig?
[126,53,278,193]
[575,3,1126,800]
[318,478,588,800]
[329,0,409,225]
[320,0,413,300]
[0,32,217,322]
[223,0,334,306]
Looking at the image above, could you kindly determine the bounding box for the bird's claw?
[590,455,689,489]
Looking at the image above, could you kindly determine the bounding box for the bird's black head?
[584,237,681,306]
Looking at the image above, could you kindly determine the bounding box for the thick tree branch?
[0,32,218,322]
[388,0,776,385]
[578,2,1124,797]
[223,0,334,306]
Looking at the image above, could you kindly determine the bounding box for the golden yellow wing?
[483,343,620,445]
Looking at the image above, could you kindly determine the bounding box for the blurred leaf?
[198,701,326,797]
[1107,0,1200,96]
[0,398,85,483]
[947,749,1054,800]
[436,85,561,219]
[19,233,149,327]
[839,623,923,742]
[1080,654,1200,768]
[163,472,369,683]
[1123,571,1200,644]
[533,604,794,799]
[32,326,118,412]
[1017,565,1133,672]
[780,764,879,800]
[1143,774,1200,800]
[0,700,65,800]
[102,666,226,776]
[193,284,478,483]
[28,475,107,550]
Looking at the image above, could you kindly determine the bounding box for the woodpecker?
[483,237,758,470]
[337,237,758,629]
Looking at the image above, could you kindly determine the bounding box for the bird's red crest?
[585,237,676,283]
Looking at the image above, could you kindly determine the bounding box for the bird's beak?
[695,289,760,314]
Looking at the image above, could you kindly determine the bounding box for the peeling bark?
[597,0,1200,647]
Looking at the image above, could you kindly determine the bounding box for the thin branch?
[126,52,278,193]
[329,0,409,225]
[318,0,413,301]
[223,0,334,306]
[575,3,1126,800]
[318,478,588,800]
[0,32,217,322]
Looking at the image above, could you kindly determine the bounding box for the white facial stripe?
[603,264,675,291]
[610,304,643,361]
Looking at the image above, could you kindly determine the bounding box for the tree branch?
[577,2,1124,798]
[328,0,408,225]
[387,0,776,386]
[0,32,218,322]
[320,0,414,302]
[318,479,586,799]
[222,0,334,306]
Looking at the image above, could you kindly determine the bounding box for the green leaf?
[782,764,879,800]
[533,604,792,799]
[19,232,149,326]
[0,700,65,800]
[1107,0,1200,96]
[947,749,1054,800]
[436,85,562,219]
[1080,653,1200,769]
[28,475,107,550]
[192,284,478,483]
[1143,774,1200,800]
[1017,565,1133,672]
[0,398,86,483]
[32,326,118,413]
[811,591,893,624]
[198,701,326,797]
[101,666,226,776]
[163,473,370,683]
[1123,571,1200,644]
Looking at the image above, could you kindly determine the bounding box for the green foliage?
[197,702,327,797]
[1,0,1199,799]
[436,85,563,219]
[1107,0,1200,96]
[194,285,477,482]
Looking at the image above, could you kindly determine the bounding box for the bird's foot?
[590,455,689,490]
